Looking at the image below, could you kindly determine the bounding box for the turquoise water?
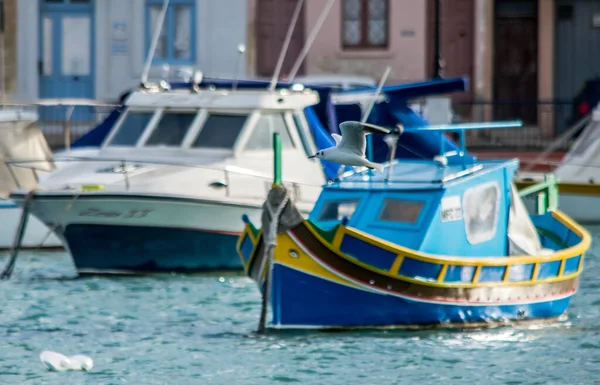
[1,230,600,384]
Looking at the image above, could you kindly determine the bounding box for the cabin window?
[378,198,424,224]
[463,182,500,245]
[108,111,155,146]
[192,113,248,149]
[245,114,295,150]
[318,199,360,221]
[145,111,197,146]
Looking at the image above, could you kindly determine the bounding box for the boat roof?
[326,158,519,191]
[124,86,320,111]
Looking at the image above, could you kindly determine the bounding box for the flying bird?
[308,121,391,170]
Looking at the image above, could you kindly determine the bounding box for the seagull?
[308,121,391,170]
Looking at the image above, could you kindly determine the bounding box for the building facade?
[251,0,431,83]
[16,0,248,102]
[441,0,600,138]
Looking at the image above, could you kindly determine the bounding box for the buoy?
[40,350,93,372]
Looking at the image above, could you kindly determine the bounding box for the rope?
[0,190,80,280]
[1,189,36,279]
[257,191,290,334]
[33,192,81,252]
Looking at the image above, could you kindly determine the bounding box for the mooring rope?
[1,189,80,279]
[33,192,81,252]
[1,189,37,279]
[257,191,290,334]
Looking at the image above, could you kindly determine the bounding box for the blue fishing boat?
[237,120,591,329]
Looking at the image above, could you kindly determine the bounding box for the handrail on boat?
[517,173,559,215]
[4,156,322,203]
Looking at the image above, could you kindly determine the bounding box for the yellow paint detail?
[236,224,260,273]
[437,264,448,283]
[274,232,362,288]
[332,226,345,249]
[389,255,404,275]
[80,184,104,191]
[239,209,590,290]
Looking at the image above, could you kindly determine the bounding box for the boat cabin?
[308,158,522,258]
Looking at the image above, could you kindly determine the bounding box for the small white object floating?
[40,350,94,372]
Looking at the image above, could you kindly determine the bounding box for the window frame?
[377,197,426,225]
[367,192,432,232]
[103,108,161,148]
[316,198,362,223]
[190,110,251,151]
[341,0,390,50]
[462,181,501,245]
[242,112,297,152]
[145,0,196,64]
[142,108,202,148]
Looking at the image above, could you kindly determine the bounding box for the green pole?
[273,132,282,187]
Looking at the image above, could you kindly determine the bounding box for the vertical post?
[272,132,282,187]
[545,173,558,211]
[362,66,391,163]
[459,130,466,168]
[433,0,442,78]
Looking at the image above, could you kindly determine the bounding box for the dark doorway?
[256,0,305,78]
[493,0,538,124]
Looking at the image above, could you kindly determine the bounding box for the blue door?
[38,0,95,121]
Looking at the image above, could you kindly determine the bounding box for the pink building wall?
[303,0,429,82]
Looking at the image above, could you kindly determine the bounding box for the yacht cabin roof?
[124,87,320,110]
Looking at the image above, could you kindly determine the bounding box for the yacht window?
[378,198,425,224]
[293,112,313,156]
[318,199,360,221]
[463,182,500,245]
[192,113,248,149]
[145,111,197,147]
[108,111,155,146]
[245,114,295,150]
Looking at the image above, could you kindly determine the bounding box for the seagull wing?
[331,133,342,145]
[359,122,392,135]
[338,121,367,156]
[337,121,391,156]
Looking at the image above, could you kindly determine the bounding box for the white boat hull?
[10,192,307,274]
[0,201,63,249]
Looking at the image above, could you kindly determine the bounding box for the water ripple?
[0,247,599,384]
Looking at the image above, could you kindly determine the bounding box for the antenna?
[141,0,170,85]
[384,125,403,182]
[268,0,306,91]
[232,43,246,91]
[362,66,391,163]
[287,0,336,82]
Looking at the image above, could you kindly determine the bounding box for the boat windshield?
[191,113,249,149]
[145,111,198,147]
[244,113,295,151]
[108,111,154,146]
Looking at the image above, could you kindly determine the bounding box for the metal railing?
[5,156,322,204]
[452,99,577,151]
[0,100,120,150]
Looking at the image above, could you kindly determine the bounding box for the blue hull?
[271,264,572,328]
[64,224,243,274]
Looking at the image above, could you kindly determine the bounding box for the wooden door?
[256,0,305,78]
[493,13,538,124]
